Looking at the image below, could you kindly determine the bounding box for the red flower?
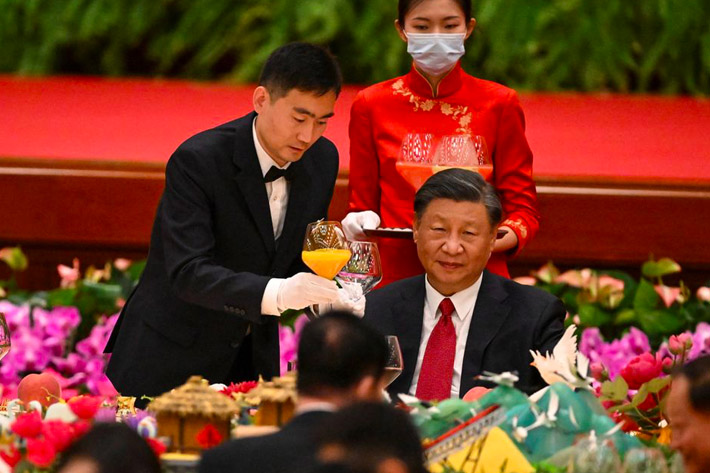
[611,411,640,433]
[196,424,223,449]
[26,437,57,468]
[71,420,92,439]
[42,420,76,453]
[220,381,258,397]
[145,437,166,457]
[0,445,22,467]
[637,386,670,412]
[11,411,43,438]
[68,395,103,419]
[620,353,663,390]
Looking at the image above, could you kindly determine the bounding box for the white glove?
[277,273,339,311]
[341,211,381,241]
[315,284,366,318]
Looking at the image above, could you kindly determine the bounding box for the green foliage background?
[1,0,709,94]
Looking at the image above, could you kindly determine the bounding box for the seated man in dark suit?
[364,169,565,400]
[198,311,388,473]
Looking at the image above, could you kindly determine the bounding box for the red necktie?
[415,298,457,401]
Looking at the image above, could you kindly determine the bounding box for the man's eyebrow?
[293,107,334,119]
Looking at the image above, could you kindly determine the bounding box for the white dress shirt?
[253,118,290,316]
[409,275,483,399]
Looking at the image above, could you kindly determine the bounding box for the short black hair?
[259,42,342,100]
[674,355,710,413]
[413,168,502,226]
[315,402,427,473]
[398,0,472,26]
[297,311,387,397]
[55,423,161,473]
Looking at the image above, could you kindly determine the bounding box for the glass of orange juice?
[302,221,351,280]
[433,135,493,181]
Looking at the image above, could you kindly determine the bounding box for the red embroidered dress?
[348,63,539,284]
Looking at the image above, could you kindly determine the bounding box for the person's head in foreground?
[54,422,161,473]
[313,402,427,473]
[253,42,342,167]
[667,355,710,473]
[413,168,502,296]
[297,311,389,405]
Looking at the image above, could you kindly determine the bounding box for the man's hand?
[342,211,381,240]
[277,273,339,311]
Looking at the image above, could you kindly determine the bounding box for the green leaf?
[578,304,612,327]
[0,246,28,272]
[601,377,629,402]
[613,309,636,326]
[634,279,660,312]
[637,309,685,336]
[642,258,682,278]
[46,288,78,307]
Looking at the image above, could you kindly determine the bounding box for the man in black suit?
[105,43,346,400]
[198,312,388,473]
[364,169,565,400]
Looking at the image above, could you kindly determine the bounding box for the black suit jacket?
[105,112,339,398]
[198,410,332,473]
[363,271,565,397]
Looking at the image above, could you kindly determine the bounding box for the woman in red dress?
[343,0,539,285]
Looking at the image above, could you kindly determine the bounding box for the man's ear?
[412,216,420,244]
[354,375,381,401]
[376,458,409,473]
[253,86,269,114]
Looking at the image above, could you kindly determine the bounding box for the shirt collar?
[424,273,483,322]
[405,61,464,99]
[252,117,290,177]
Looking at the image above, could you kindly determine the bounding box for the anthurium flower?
[10,411,43,438]
[26,437,57,468]
[196,424,223,449]
[556,269,593,288]
[68,395,103,419]
[0,445,21,467]
[598,275,625,292]
[42,419,75,453]
[513,276,536,286]
[620,353,663,390]
[57,258,80,289]
[654,285,681,308]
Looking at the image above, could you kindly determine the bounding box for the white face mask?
[405,32,466,76]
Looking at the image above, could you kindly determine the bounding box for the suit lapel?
[390,276,426,396]
[460,271,511,396]
[232,113,276,257]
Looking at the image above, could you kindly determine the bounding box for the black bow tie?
[264,165,295,183]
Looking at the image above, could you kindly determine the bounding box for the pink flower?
[669,333,693,355]
[655,285,681,308]
[589,362,607,381]
[598,275,625,291]
[513,276,536,286]
[279,314,309,375]
[57,258,80,288]
[620,353,663,390]
[697,286,710,302]
[556,269,593,288]
[113,258,132,271]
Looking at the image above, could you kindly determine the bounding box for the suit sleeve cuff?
[261,278,285,316]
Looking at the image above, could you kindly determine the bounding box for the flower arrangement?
[516,257,710,348]
[0,394,164,472]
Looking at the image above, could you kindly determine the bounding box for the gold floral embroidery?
[392,80,472,134]
[502,218,528,240]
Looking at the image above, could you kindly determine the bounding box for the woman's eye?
[445,24,460,29]
[413,25,428,31]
